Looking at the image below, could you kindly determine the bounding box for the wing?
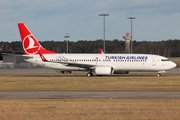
[38,51,96,69]
[59,61,96,69]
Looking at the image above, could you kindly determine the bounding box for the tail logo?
[23,34,40,55]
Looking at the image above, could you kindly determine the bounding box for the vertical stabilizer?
[18,23,57,55]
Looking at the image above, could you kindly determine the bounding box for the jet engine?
[95,66,114,75]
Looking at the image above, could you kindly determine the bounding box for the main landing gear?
[86,72,93,77]
[157,73,161,77]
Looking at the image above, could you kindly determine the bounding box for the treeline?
[1,39,180,57]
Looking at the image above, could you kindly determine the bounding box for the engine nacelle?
[95,66,114,75]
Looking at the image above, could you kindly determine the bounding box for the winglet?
[99,48,104,54]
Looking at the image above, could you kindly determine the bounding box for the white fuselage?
[24,53,176,73]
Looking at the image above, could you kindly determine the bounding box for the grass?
[0,99,180,120]
[0,73,180,120]
[0,74,180,90]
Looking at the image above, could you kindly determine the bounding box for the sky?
[0,0,180,42]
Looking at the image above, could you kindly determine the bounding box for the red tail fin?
[18,23,56,55]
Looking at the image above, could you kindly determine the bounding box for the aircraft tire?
[86,72,93,77]
[157,73,161,77]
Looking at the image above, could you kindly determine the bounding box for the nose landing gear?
[157,70,166,77]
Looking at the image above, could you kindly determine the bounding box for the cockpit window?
[161,59,169,61]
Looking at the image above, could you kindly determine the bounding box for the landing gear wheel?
[86,72,93,77]
[157,73,161,77]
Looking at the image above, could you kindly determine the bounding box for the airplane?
[18,23,177,77]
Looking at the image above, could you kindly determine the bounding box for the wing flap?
[53,61,95,69]
[64,62,95,68]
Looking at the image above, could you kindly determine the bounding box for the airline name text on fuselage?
[105,56,148,60]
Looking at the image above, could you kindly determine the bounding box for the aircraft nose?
[171,62,177,68]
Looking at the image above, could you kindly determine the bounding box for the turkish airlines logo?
[23,34,40,55]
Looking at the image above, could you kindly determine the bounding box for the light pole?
[99,14,109,53]
[64,33,70,53]
[127,17,136,53]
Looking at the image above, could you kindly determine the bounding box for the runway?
[0,91,180,99]
[0,68,180,99]
[0,67,179,74]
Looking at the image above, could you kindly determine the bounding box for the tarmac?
[0,67,179,74]
[0,91,180,99]
[0,68,180,99]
